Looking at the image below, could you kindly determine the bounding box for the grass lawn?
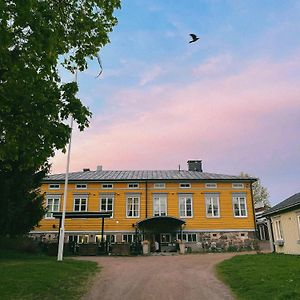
[0,250,98,300]
[217,253,300,300]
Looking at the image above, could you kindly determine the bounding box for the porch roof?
[136,216,185,232]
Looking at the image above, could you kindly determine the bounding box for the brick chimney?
[187,160,203,172]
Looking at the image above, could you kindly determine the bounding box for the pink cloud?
[51,54,300,181]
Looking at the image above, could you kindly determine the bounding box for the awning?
[136,216,185,232]
[52,212,112,219]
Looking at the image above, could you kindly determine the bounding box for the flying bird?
[189,34,199,43]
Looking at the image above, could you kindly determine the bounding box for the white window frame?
[126,194,140,218]
[154,183,166,189]
[95,234,116,244]
[122,234,135,243]
[75,183,87,189]
[128,183,139,189]
[297,214,300,240]
[205,193,220,218]
[273,218,284,241]
[100,195,114,217]
[102,183,113,189]
[177,233,197,242]
[45,196,60,219]
[205,183,217,189]
[232,183,244,189]
[153,194,167,216]
[232,194,248,217]
[49,184,60,190]
[179,183,191,189]
[73,196,88,212]
[179,194,193,218]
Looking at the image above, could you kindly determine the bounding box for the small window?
[75,184,87,189]
[161,233,171,243]
[95,234,116,244]
[273,219,283,241]
[205,183,217,189]
[232,183,244,189]
[179,183,191,189]
[49,184,60,189]
[154,183,166,189]
[177,233,197,242]
[128,183,139,189]
[102,183,113,189]
[212,233,217,237]
[122,234,135,243]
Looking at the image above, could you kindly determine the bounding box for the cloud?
[139,65,164,86]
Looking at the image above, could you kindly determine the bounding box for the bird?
[189,34,199,43]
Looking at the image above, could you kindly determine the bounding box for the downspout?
[145,181,148,218]
[250,181,258,239]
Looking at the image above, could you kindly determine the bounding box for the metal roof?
[263,192,300,216]
[44,170,256,182]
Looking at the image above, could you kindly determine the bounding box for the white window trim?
[49,184,60,190]
[179,183,191,189]
[128,183,139,189]
[122,234,135,243]
[178,194,193,218]
[73,196,88,212]
[232,183,244,189]
[154,183,166,189]
[205,183,217,189]
[45,196,61,219]
[153,194,168,217]
[297,214,300,240]
[100,195,114,218]
[232,194,248,218]
[126,194,140,218]
[75,184,87,189]
[102,183,113,189]
[273,218,284,241]
[176,233,198,242]
[205,194,220,218]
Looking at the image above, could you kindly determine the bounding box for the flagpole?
[57,72,77,261]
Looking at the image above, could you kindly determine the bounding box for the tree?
[240,172,270,207]
[0,0,121,236]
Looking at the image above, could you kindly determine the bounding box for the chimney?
[83,168,90,172]
[96,165,103,171]
[187,160,203,172]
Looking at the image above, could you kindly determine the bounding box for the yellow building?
[32,160,257,252]
[264,192,300,255]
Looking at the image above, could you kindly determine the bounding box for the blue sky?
[53,1,300,206]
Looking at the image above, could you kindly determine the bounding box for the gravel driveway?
[79,253,240,300]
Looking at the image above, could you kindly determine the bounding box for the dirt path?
[79,253,241,300]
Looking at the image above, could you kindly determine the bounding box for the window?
[205,193,220,217]
[100,195,114,217]
[122,234,135,243]
[49,184,60,189]
[297,214,300,239]
[273,219,283,241]
[177,233,197,242]
[126,194,140,218]
[153,194,167,216]
[205,183,217,189]
[179,183,191,189]
[45,196,60,218]
[102,183,113,189]
[161,233,171,243]
[232,193,247,217]
[128,183,139,189]
[69,235,89,244]
[154,183,166,189]
[232,183,244,189]
[75,184,87,189]
[179,194,193,218]
[73,196,88,212]
[95,234,116,244]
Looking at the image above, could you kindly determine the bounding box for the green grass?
[217,254,300,300]
[0,250,98,300]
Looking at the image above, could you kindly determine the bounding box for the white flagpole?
[57,72,77,261]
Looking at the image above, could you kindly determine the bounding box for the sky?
[51,0,300,206]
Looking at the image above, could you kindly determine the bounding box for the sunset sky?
[52,1,300,206]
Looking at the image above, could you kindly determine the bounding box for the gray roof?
[44,170,256,182]
[263,192,300,216]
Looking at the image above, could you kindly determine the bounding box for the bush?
[0,236,40,254]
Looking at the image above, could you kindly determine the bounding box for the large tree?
[0,0,121,235]
[240,172,270,207]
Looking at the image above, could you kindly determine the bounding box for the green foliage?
[0,0,120,235]
[0,254,98,299]
[217,254,300,300]
[0,236,41,255]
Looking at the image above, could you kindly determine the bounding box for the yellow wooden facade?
[35,180,255,235]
